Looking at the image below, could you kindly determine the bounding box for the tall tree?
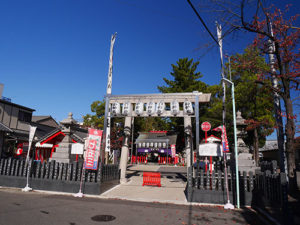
[158,58,207,93]
[158,57,212,150]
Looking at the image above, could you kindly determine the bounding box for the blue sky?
[0,0,299,134]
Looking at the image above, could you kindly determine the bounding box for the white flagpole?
[216,22,234,209]
[22,126,37,192]
[74,149,86,198]
[102,33,117,163]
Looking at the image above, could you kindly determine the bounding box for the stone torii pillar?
[184,116,193,168]
[119,116,132,184]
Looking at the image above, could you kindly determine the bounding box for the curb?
[1,185,241,209]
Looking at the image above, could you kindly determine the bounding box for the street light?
[222,78,240,209]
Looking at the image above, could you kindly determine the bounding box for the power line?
[187,0,220,46]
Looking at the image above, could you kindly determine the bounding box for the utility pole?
[267,22,288,177]
[103,33,117,164]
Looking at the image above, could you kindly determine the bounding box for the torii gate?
[108,92,211,183]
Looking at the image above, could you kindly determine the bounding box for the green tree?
[158,58,207,93]
[158,57,212,150]
[83,100,105,129]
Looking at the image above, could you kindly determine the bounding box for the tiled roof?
[32,116,51,122]
[259,140,278,152]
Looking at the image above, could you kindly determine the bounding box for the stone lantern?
[50,112,77,163]
[235,111,258,173]
[236,111,249,154]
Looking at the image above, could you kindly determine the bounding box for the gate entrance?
[107,92,211,183]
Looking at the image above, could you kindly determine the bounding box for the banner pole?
[74,160,86,198]
[22,126,37,192]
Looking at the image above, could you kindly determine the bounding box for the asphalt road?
[0,188,269,225]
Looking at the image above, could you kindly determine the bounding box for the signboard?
[199,143,223,157]
[201,122,211,132]
[85,129,103,170]
[171,144,176,158]
[71,143,84,155]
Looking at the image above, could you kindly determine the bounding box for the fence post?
[206,170,210,190]
[67,163,72,181]
[6,158,11,175]
[35,161,41,178]
[187,166,193,202]
[249,171,254,192]
[212,171,216,190]
[54,161,59,180]
[200,169,204,190]
[10,159,16,176]
[272,160,277,174]
[217,170,221,191]
[280,172,293,224]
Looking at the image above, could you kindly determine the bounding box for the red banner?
[84,129,103,170]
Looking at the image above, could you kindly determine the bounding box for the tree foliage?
[230,47,275,164]
[83,100,105,129]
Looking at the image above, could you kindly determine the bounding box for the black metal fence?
[254,170,288,208]
[0,158,120,195]
[187,167,254,206]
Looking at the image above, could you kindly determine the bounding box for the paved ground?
[0,188,269,225]
[101,165,188,204]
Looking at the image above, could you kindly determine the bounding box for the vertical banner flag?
[105,33,117,153]
[171,145,176,158]
[85,129,103,170]
[212,125,229,152]
[25,126,37,165]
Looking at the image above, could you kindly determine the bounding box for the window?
[18,110,32,122]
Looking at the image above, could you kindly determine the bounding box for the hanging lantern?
[154,142,158,148]
[146,142,150,148]
[156,101,165,115]
[158,142,162,148]
[111,102,120,116]
[171,100,179,115]
[147,102,155,115]
[122,102,132,115]
[142,142,146,148]
[135,102,144,115]
[183,100,194,114]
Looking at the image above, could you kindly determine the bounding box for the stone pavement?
[100,164,188,204]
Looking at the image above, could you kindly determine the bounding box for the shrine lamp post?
[222,78,240,209]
